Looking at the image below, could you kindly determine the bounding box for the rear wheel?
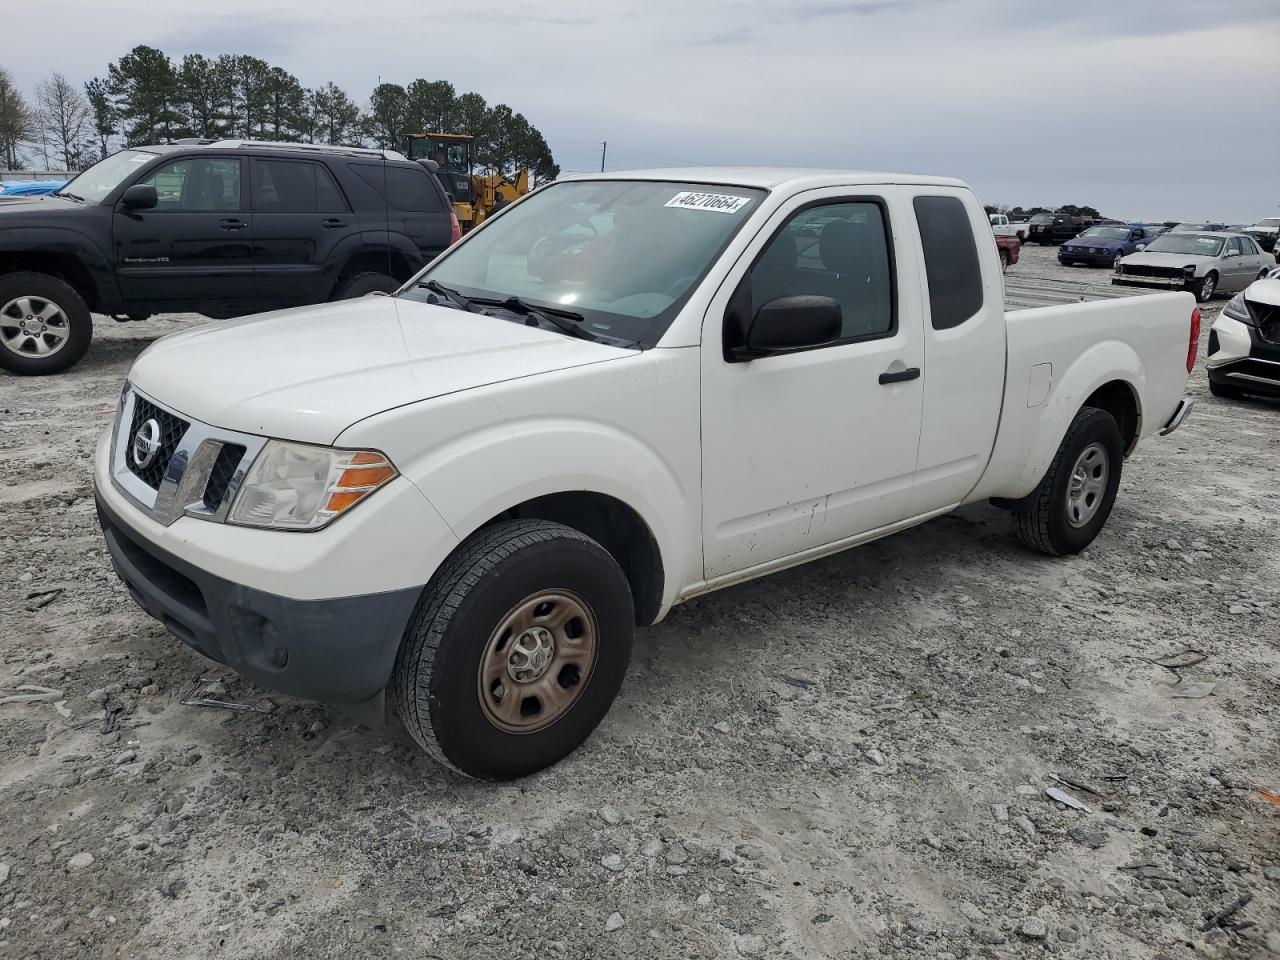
[1195,272,1217,303]
[334,271,399,300]
[393,519,634,780]
[1011,407,1123,557]
[0,272,92,376]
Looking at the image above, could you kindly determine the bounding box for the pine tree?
[106,45,184,145]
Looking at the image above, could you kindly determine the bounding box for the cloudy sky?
[7,0,1279,221]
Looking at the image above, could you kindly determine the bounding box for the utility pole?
[600,141,607,173]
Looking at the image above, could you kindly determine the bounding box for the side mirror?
[731,295,842,361]
[1135,244,1146,251]
[120,184,158,210]
[1224,250,1238,259]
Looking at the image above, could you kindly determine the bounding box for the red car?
[995,234,1020,273]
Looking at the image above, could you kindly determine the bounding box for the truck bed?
[1003,273,1147,310]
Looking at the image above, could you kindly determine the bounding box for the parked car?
[0,140,459,375]
[995,234,1020,272]
[94,168,1198,779]
[0,179,67,197]
[989,213,1028,242]
[1058,223,1164,267]
[1169,222,1228,233]
[1028,212,1092,245]
[1207,271,1280,398]
[1113,232,1275,302]
[1243,217,1279,253]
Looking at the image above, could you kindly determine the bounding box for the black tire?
[1195,272,1217,303]
[0,271,92,375]
[333,272,399,300]
[1011,407,1124,557]
[393,519,634,780]
[999,249,1010,273]
[1209,378,1243,400]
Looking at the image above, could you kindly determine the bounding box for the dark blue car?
[1059,224,1164,267]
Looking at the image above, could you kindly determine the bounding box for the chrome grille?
[110,386,267,527]
[126,396,188,489]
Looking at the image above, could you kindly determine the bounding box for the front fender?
[0,225,115,306]
[360,416,699,614]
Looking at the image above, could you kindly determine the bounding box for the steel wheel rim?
[477,590,598,734]
[1066,442,1109,528]
[0,295,70,358]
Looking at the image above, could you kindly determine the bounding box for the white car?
[1113,231,1276,303]
[1207,269,1280,400]
[95,168,1198,779]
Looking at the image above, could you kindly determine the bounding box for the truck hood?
[1119,251,1213,269]
[129,296,634,444]
[0,194,81,214]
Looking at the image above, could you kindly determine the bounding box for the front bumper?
[1207,314,1280,396]
[1060,249,1121,265]
[1112,275,1195,292]
[97,493,420,705]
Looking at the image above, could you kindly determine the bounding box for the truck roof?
[565,167,968,191]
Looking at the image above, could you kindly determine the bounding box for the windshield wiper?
[416,279,478,312]
[468,295,600,343]
[55,191,85,202]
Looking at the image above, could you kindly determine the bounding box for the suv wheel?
[393,519,634,780]
[1011,406,1124,557]
[334,272,399,300]
[0,272,92,375]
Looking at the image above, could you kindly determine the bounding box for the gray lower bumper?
[96,494,421,707]
[1159,397,1195,436]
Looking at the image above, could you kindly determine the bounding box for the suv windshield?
[1145,234,1224,257]
[58,150,157,203]
[401,180,765,346]
[1082,226,1130,240]
[1030,214,1053,224]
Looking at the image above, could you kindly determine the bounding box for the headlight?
[1182,265,1197,276]
[1222,293,1253,324]
[228,441,397,531]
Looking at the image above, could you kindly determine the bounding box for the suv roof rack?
[206,140,409,162]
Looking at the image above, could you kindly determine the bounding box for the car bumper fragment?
[1159,397,1194,436]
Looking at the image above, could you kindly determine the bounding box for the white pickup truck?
[989,213,1030,242]
[94,168,1198,779]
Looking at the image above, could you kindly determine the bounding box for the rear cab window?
[913,195,984,330]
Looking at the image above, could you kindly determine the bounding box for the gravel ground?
[1,243,1277,959]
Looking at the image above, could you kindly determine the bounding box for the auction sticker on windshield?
[664,192,753,214]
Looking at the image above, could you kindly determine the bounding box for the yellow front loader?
[401,132,529,232]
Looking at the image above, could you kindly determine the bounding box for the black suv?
[0,140,457,374]
[1027,213,1094,246]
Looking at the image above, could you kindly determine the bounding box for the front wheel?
[1195,272,1217,303]
[1011,407,1123,557]
[333,271,399,300]
[0,272,93,375]
[393,520,634,779]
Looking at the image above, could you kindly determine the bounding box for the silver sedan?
[1112,232,1276,303]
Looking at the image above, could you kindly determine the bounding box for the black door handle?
[879,366,921,385]
[219,219,246,230]
[322,219,348,229]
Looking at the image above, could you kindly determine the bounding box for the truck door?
[250,157,357,306]
[907,193,1005,514]
[113,155,255,304]
[700,190,925,579]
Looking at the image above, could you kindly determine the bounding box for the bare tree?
[0,66,36,170]
[36,72,92,170]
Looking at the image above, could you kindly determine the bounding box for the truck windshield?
[1145,234,1224,257]
[1030,214,1053,224]
[1255,218,1280,228]
[57,150,157,203]
[401,179,765,346]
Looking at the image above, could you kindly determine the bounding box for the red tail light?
[1187,306,1201,373]
[448,212,461,245]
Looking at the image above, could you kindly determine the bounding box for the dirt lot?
[1,243,1277,959]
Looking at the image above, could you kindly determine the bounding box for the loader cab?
[403,132,474,205]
